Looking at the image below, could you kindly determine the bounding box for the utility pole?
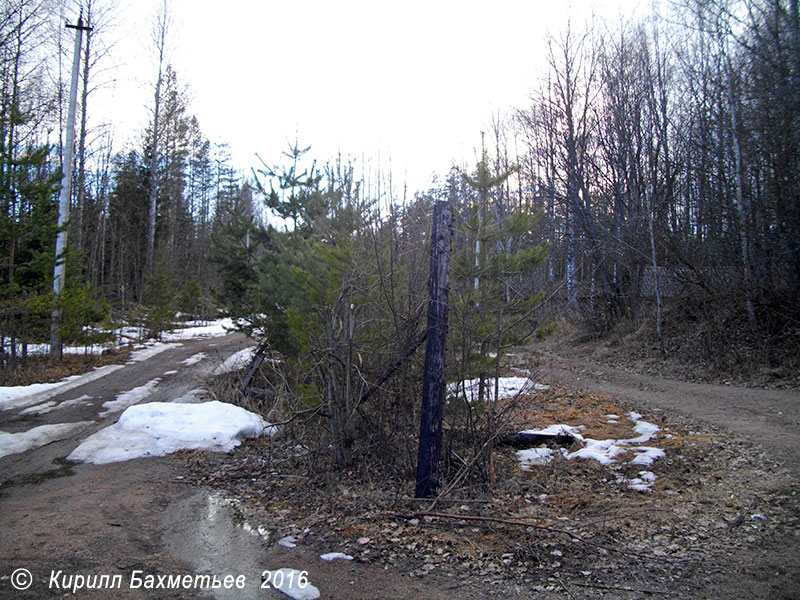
[50,12,92,358]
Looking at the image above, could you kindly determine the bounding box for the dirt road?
[2,334,798,599]
[0,333,254,598]
[1,334,251,483]
[0,335,533,600]
[532,350,800,478]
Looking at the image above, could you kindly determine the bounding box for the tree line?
[208,0,799,482]
[1,0,796,485]
[0,0,257,365]
[510,0,798,364]
[1,0,797,385]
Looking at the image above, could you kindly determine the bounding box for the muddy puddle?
[163,490,288,599]
[0,457,75,488]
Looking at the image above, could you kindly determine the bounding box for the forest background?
[2,0,798,396]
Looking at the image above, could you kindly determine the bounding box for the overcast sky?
[95,0,645,194]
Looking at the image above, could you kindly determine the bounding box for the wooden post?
[415,200,453,498]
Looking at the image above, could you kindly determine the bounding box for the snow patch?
[448,377,549,403]
[567,438,628,465]
[268,568,320,600]
[517,412,666,481]
[0,364,124,411]
[1,378,79,407]
[0,421,94,458]
[160,318,234,341]
[626,420,660,444]
[100,378,161,416]
[516,446,554,468]
[127,342,180,363]
[320,552,353,561]
[1,342,114,356]
[629,446,666,466]
[624,471,657,492]
[278,535,297,548]
[68,400,275,464]
[212,347,256,375]
[0,319,237,413]
[520,423,585,441]
[565,411,662,464]
[19,395,93,416]
[182,352,207,366]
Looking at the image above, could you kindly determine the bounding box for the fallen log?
[497,431,577,448]
[239,341,270,394]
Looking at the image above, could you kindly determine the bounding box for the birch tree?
[145,0,171,282]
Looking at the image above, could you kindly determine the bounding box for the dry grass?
[196,387,679,557]
[192,364,800,596]
[502,389,637,441]
[1,348,132,386]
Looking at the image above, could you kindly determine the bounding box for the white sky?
[94,0,645,194]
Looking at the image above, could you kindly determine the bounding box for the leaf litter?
[184,385,800,598]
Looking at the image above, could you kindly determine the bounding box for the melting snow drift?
[68,401,276,464]
[0,365,124,411]
[0,421,94,459]
[160,318,234,341]
[99,378,161,416]
[1,318,235,412]
[516,412,665,492]
[212,346,256,375]
[448,376,549,403]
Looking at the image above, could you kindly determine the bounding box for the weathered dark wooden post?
[415,199,453,498]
